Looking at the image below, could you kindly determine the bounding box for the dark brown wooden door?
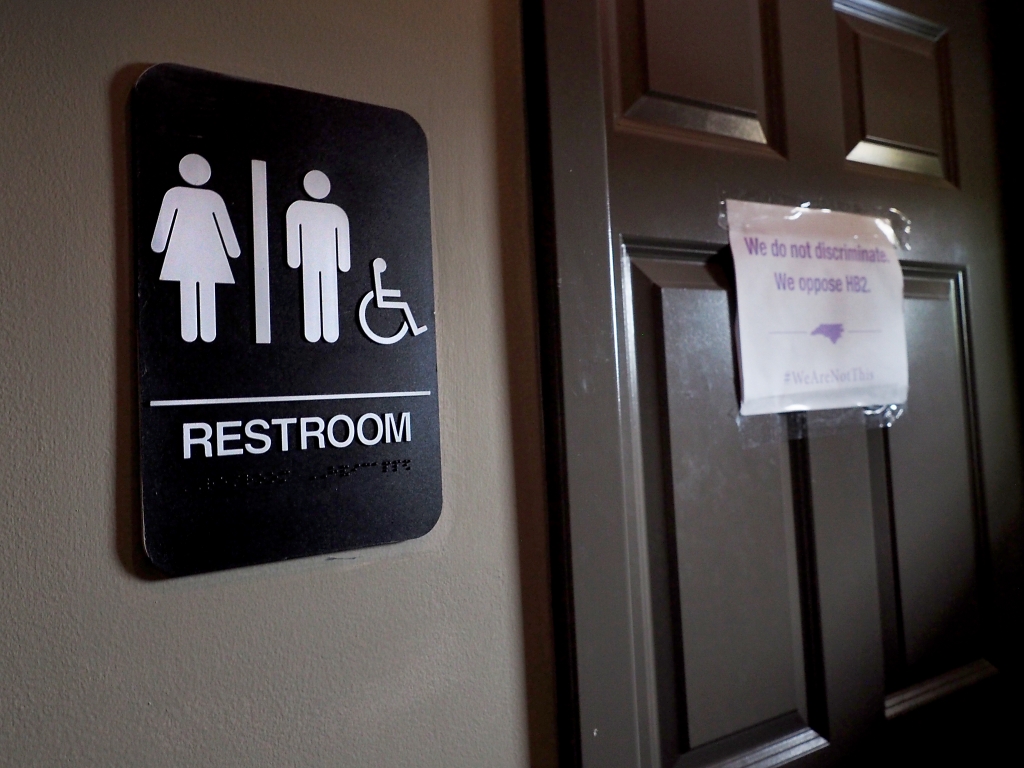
[526,1,1022,765]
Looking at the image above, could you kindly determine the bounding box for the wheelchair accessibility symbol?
[358,258,428,345]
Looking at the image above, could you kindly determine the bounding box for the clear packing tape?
[718,198,913,253]
[718,197,911,444]
[735,404,905,449]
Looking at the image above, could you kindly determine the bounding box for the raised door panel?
[892,273,978,677]
[608,0,785,149]
[858,36,942,153]
[644,0,761,112]
[871,266,995,718]
[628,250,827,768]
[664,288,801,747]
[835,0,956,180]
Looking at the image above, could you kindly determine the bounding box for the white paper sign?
[726,200,908,416]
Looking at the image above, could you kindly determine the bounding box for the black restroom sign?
[132,64,441,576]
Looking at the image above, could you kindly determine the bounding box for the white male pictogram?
[151,153,241,342]
[285,170,351,342]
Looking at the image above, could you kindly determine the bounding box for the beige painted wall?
[0,1,555,765]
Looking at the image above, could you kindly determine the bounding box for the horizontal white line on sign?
[150,391,432,407]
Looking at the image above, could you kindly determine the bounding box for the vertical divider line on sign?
[252,159,272,343]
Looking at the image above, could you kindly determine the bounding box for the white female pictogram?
[286,170,351,342]
[151,154,241,342]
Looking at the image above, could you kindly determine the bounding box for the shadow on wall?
[489,0,560,765]
[110,62,163,581]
